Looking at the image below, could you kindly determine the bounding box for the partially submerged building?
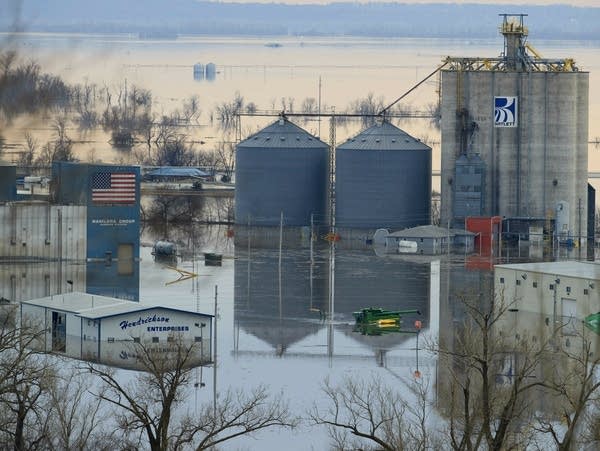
[441,15,591,244]
[21,292,213,370]
[378,225,475,255]
[0,162,141,302]
[495,261,600,327]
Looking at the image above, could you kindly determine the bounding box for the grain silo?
[235,117,329,227]
[335,120,431,230]
[440,14,589,242]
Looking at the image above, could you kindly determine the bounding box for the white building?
[494,261,600,326]
[20,292,213,370]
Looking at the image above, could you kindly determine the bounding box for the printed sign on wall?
[494,96,518,128]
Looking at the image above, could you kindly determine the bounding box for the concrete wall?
[441,71,589,241]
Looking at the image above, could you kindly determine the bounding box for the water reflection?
[233,237,433,366]
[233,247,328,356]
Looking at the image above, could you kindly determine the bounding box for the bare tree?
[46,367,117,451]
[51,116,75,162]
[348,93,385,127]
[17,131,37,167]
[532,327,600,451]
[87,335,295,451]
[181,95,201,124]
[310,376,434,451]
[214,92,244,131]
[176,385,296,450]
[213,138,235,182]
[0,314,55,450]
[86,336,200,451]
[433,290,552,451]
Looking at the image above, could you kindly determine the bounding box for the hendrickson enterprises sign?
[119,314,190,333]
[494,96,518,128]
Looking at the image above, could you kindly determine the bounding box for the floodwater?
[2,32,600,449]
[2,33,600,192]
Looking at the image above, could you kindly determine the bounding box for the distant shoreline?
[1,1,600,41]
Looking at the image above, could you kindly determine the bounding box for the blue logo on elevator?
[494,96,518,127]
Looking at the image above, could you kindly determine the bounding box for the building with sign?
[0,163,141,303]
[440,14,590,244]
[20,292,213,370]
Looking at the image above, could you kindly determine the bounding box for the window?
[133,337,140,343]
[533,282,538,288]
[516,280,521,286]
[500,277,505,284]
[195,336,202,342]
[107,337,115,343]
[549,284,554,290]
[152,337,159,343]
[584,288,589,295]
[566,286,571,294]
[167,336,174,343]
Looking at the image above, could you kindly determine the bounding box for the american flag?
[91,172,136,204]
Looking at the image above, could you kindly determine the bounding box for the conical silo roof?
[337,120,430,151]
[238,117,328,149]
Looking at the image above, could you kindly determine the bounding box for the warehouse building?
[20,292,212,369]
[494,261,600,327]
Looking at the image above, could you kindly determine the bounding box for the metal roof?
[495,261,600,280]
[21,292,213,319]
[337,121,431,151]
[77,304,212,320]
[21,292,125,312]
[237,118,328,149]
[389,225,456,239]
[146,167,209,178]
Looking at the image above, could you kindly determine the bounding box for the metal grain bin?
[335,121,431,229]
[235,117,329,227]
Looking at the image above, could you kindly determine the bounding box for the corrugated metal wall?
[235,119,329,227]
[0,203,87,261]
[336,122,432,230]
[0,260,86,303]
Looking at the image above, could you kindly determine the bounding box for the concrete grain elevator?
[440,14,589,243]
